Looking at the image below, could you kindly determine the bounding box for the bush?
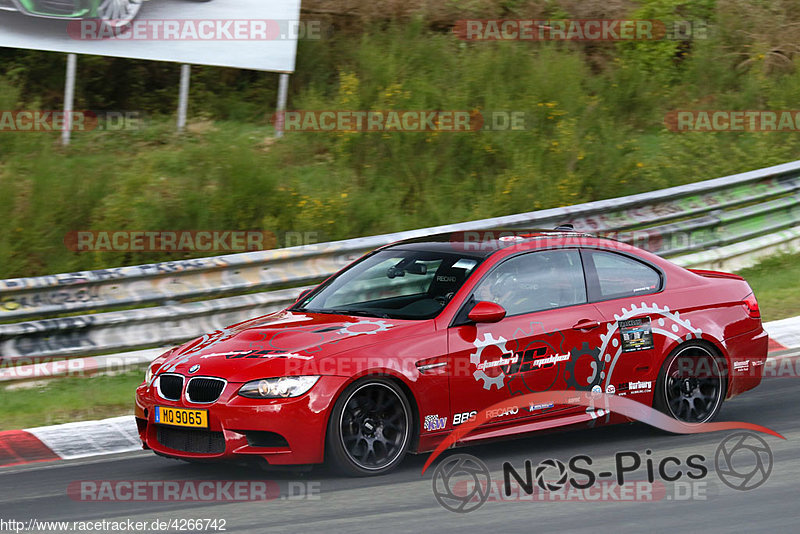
[2,1,800,278]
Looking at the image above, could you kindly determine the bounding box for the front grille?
[157,374,184,401]
[156,426,226,454]
[31,0,78,15]
[186,377,226,403]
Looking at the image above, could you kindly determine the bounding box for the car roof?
[385,228,599,258]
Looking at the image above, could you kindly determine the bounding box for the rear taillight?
[743,292,760,319]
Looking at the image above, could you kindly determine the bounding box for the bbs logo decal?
[453,411,477,425]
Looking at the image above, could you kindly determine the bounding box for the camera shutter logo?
[535,458,569,491]
[431,454,491,513]
[715,432,773,491]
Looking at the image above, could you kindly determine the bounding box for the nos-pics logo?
[431,454,491,513]
[431,432,773,513]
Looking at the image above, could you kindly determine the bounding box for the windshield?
[293,249,483,320]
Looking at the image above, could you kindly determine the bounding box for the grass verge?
[736,252,800,323]
[0,370,142,431]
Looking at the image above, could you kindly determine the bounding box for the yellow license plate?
[155,406,208,428]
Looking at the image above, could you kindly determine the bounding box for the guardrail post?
[177,64,191,132]
[61,54,77,147]
[275,73,290,138]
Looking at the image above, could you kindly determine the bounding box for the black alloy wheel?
[326,379,412,476]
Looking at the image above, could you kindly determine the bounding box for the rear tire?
[325,378,412,476]
[654,342,726,424]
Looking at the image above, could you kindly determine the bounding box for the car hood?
[151,310,419,382]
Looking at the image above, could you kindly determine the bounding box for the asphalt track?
[0,364,798,534]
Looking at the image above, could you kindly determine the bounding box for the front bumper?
[135,375,350,466]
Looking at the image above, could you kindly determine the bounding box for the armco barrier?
[2,160,800,367]
[0,288,310,361]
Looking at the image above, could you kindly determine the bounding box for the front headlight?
[238,376,320,399]
[145,348,176,385]
[144,365,154,385]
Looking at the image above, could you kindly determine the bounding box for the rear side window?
[586,250,661,300]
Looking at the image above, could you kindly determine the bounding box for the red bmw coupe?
[135,229,767,475]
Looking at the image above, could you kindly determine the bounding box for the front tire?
[654,342,726,424]
[96,0,142,34]
[326,378,412,476]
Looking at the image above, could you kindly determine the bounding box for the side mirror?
[296,288,313,302]
[467,301,507,323]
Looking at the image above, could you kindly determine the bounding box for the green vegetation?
[1,0,800,280]
[737,252,800,323]
[0,369,142,431]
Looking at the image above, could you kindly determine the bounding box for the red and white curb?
[764,316,800,352]
[1,316,800,469]
[0,416,140,468]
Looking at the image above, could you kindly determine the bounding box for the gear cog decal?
[505,322,566,397]
[599,302,702,390]
[470,333,509,390]
[584,302,703,426]
[340,320,393,336]
[564,341,604,391]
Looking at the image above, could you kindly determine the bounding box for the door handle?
[572,319,600,330]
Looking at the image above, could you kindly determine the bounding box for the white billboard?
[0,0,302,72]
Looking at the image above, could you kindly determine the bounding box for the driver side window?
[473,249,587,316]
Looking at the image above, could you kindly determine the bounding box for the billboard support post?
[177,64,191,132]
[275,73,290,138]
[61,53,77,146]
